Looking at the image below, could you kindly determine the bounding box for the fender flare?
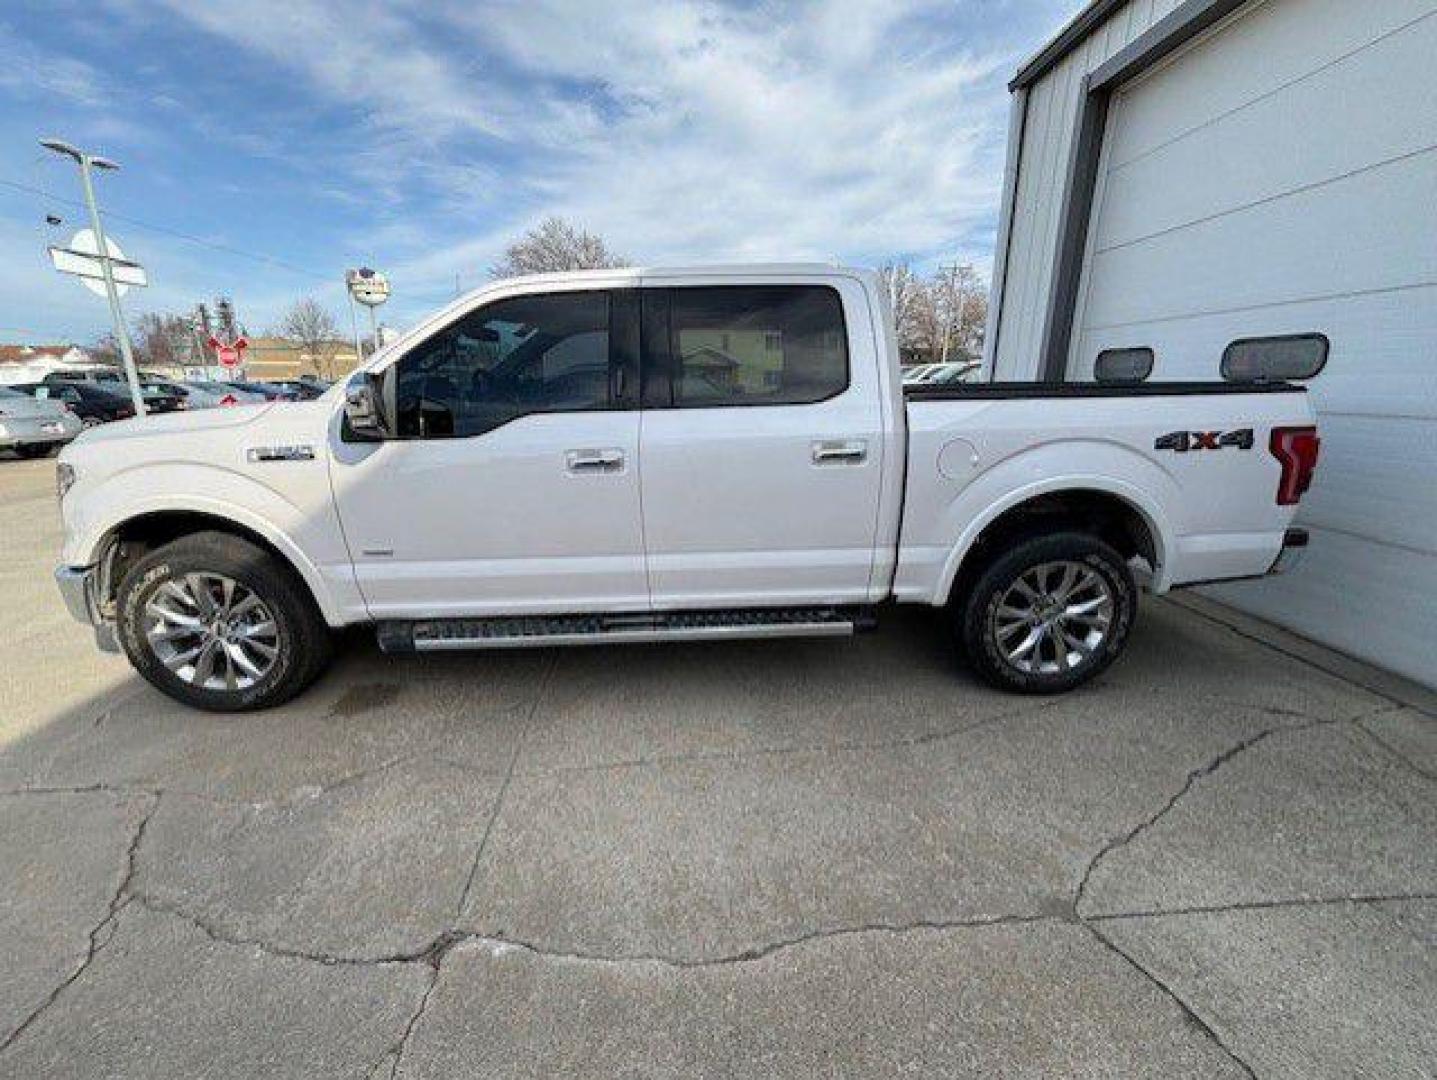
[934,475,1177,604]
[81,494,346,626]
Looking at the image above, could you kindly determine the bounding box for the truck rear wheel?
[958,531,1136,694]
[115,531,332,712]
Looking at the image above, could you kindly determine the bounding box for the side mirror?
[343,371,392,440]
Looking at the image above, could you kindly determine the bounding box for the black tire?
[957,531,1136,694]
[116,531,333,712]
[16,443,57,459]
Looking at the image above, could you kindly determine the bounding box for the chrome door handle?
[566,448,625,474]
[812,440,867,465]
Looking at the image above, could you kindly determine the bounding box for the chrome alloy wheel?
[991,560,1114,676]
[143,573,280,691]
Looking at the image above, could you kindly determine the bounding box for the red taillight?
[220,394,238,406]
[1270,426,1320,505]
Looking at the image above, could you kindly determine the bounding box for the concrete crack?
[1065,717,1356,1079]
[1352,715,1437,783]
[463,911,1061,970]
[369,945,452,1080]
[1080,920,1257,1079]
[454,653,558,918]
[0,790,159,1056]
[1073,719,1337,918]
[129,894,443,968]
[1089,891,1437,922]
[507,697,1060,779]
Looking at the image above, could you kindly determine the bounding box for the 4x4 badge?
[1155,428,1254,452]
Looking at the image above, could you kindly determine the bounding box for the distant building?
[0,344,99,385]
[240,337,361,382]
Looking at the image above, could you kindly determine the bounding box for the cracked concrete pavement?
[3,456,1435,1077]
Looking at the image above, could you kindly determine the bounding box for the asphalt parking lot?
[2,453,1435,1078]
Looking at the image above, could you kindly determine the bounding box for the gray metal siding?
[992,0,1186,380]
[999,0,1437,686]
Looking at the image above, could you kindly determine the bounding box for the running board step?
[377,606,878,653]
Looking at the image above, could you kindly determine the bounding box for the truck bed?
[893,380,1315,602]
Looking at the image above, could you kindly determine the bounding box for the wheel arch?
[92,506,344,626]
[938,480,1171,608]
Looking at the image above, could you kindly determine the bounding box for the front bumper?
[54,565,119,653]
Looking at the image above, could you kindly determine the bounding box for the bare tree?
[877,262,920,353]
[279,298,341,378]
[899,266,990,364]
[132,312,196,370]
[87,332,121,368]
[490,216,627,277]
[933,264,987,364]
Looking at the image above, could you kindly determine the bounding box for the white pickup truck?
[54,265,1319,711]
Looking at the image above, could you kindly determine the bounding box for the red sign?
[208,335,249,369]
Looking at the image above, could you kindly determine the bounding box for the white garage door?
[1069,0,1437,687]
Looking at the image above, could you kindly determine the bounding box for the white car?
[922,361,982,386]
[0,385,82,458]
[53,264,1319,711]
[183,380,268,407]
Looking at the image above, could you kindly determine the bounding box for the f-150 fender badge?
[1155,428,1254,453]
[246,445,316,462]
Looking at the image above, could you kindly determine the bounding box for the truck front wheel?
[958,531,1136,694]
[115,531,333,712]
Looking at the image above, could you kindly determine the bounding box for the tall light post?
[346,268,390,361]
[40,138,146,415]
[345,288,364,364]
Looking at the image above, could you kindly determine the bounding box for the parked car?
[137,384,186,413]
[0,385,83,457]
[43,368,130,389]
[183,380,268,406]
[223,379,300,402]
[923,361,982,386]
[266,379,330,400]
[138,378,225,411]
[16,382,136,427]
[54,265,1319,711]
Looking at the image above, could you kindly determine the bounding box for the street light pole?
[346,289,364,363]
[40,139,146,416]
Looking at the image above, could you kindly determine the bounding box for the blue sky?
[0,0,1081,343]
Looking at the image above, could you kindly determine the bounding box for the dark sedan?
[137,383,187,413]
[16,382,136,427]
[265,378,330,400]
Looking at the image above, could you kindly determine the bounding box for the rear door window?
[656,285,849,408]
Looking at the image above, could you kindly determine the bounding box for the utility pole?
[40,138,146,415]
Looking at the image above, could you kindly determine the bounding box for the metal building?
[986,0,1437,687]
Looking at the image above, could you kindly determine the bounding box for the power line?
[0,175,339,283]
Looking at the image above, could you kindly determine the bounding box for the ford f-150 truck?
[53,265,1319,711]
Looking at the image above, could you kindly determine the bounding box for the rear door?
[636,277,886,609]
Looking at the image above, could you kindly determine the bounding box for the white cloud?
[0,25,104,106]
[139,1,1020,318]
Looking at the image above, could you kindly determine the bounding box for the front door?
[330,286,647,619]
[637,280,886,609]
